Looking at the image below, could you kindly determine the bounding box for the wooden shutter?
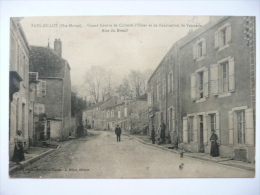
[203,68,209,97]
[214,31,219,49]
[191,73,196,100]
[210,64,219,95]
[37,81,42,97]
[216,113,220,143]
[203,114,208,144]
[245,108,254,145]
[228,111,234,145]
[226,24,232,43]
[202,38,206,56]
[193,44,197,60]
[228,57,235,91]
[183,117,188,143]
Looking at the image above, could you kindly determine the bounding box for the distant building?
[9,17,34,159]
[147,16,255,162]
[29,39,72,140]
[82,95,148,135]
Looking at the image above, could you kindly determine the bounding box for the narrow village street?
[11,130,254,178]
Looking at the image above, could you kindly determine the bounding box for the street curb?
[9,148,55,174]
[129,134,255,172]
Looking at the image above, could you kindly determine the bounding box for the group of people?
[150,124,220,157]
[12,124,219,165]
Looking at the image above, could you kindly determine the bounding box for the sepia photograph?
[8,15,256,179]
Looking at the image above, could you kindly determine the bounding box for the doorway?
[198,115,204,153]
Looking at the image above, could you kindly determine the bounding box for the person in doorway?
[160,122,166,144]
[210,130,219,157]
[115,125,122,142]
[151,125,155,144]
[12,130,25,165]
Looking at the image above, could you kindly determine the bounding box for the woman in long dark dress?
[12,130,25,164]
[210,130,219,157]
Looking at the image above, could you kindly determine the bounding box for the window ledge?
[195,56,205,62]
[196,98,206,103]
[218,92,231,98]
[218,44,230,51]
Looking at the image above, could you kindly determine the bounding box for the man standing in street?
[115,125,122,142]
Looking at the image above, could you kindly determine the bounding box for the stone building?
[147,16,255,162]
[29,39,72,140]
[9,17,33,158]
[82,102,103,130]
[127,94,148,135]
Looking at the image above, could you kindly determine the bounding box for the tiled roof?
[29,46,67,78]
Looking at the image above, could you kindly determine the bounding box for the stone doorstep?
[130,135,255,172]
[9,149,55,174]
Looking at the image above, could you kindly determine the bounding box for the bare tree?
[116,77,133,98]
[84,66,106,103]
[128,70,144,97]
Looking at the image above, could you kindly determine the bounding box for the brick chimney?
[54,38,62,57]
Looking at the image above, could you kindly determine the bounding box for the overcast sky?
[20,16,209,95]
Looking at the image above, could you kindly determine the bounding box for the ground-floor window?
[210,114,216,132]
[236,110,245,144]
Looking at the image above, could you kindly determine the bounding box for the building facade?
[9,17,33,159]
[29,39,72,140]
[147,16,255,162]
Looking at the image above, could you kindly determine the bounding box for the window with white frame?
[215,23,231,50]
[220,61,229,93]
[118,110,121,119]
[210,57,235,95]
[193,38,206,60]
[229,107,254,146]
[37,80,47,97]
[210,114,216,132]
[191,68,209,101]
[198,71,204,98]
[236,110,245,144]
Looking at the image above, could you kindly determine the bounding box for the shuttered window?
[190,68,208,100]
[215,23,231,49]
[193,38,206,60]
[41,81,46,96]
[229,108,254,146]
[218,57,235,94]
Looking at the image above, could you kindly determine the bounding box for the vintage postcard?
[8,15,256,178]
